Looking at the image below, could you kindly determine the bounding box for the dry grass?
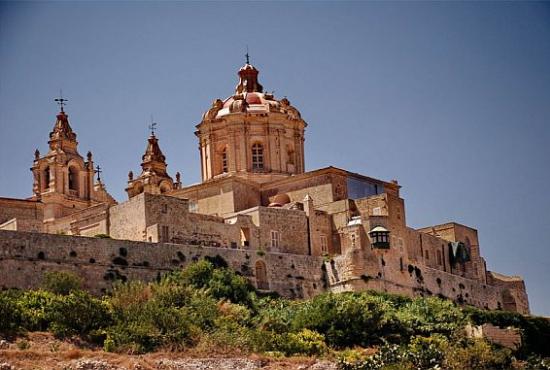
[0,333,336,370]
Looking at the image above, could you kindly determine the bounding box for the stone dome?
[201,62,303,121]
[195,60,308,183]
[270,193,291,207]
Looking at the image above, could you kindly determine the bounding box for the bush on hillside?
[0,291,23,334]
[395,296,465,337]
[41,271,82,296]
[45,290,110,338]
[290,292,407,348]
[18,290,57,331]
[105,279,217,352]
[165,259,255,307]
[466,306,550,358]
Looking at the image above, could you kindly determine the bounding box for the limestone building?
[0,60,529,314]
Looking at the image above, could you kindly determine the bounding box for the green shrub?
[167,260,255,306]
[406,335,447,369]
[208,268,255,306]
[254,297,298,334]
[197,308,256,354]
[466,306,550,357]
[18,290,57,331]
[290,292,397,348]
[395,297,465,337]
[174,260,215,288]
[339,343,407,370]
[106,280,211,352]
[41,271,82,295]
[281,329,327,356]
[45,290,110,338]
[444,338,512,369]
[103,337,115,352]
[0,291,23,333]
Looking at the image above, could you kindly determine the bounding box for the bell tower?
[31,97,115,221]
[126,124,180,198]
[196,58,307,184]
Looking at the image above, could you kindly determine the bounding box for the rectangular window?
[425,250,430,260]
[270,230,280,249]
[252,143,264,170]
[222,149,228,173]
[437,250,442,265]
[160,225,170,243]
[320,234,328,254]
[161,204,168,214]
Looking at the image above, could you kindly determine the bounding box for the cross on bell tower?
[126,119,175,199]
[149,122,157,136]
[54,90,68,112]
[95,165,102,182]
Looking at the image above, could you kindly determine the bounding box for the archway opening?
[43,166,50,190]
[255,260,269,290]
[68,167,78,192]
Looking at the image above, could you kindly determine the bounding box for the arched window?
[255,260,269,290]
[287,149,295,165]
[251,143,264,171]
[43,166,50,190]
[68,167,78,191]
[221,148,228,173]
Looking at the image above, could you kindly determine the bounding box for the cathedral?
[0,60,529,314]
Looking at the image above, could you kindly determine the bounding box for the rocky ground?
[0,333,338,370]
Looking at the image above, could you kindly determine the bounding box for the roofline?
[170,174,261,195]
[417,221,478,233]
[260,166,399,190]
[0,196,40,204]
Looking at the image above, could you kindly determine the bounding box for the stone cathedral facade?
[0,61,529,314]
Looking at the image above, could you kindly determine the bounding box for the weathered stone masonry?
[0,230,325,298]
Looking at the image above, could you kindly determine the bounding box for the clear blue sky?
[1,1,549,316]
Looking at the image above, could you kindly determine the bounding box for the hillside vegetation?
[1,257,549,369]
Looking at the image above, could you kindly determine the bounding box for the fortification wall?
[0,230,325,298]
[0,228,528,313]
[327,247,508,312]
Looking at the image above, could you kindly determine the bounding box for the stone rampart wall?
[0,230,325,298]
